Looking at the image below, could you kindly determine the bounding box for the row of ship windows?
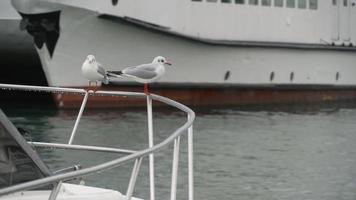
[192,0,319,10]
[333,0,353,6]
[223,71,341,82]
[269,71,340,82]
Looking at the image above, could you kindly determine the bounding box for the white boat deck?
[2,183,143,200]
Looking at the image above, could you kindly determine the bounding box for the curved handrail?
[0,84,195,198]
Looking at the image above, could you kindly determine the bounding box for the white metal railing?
[0,83,195,200]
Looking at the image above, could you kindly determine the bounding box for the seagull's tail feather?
[107,71,123,78]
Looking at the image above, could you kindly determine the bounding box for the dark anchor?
[18,11,61,57]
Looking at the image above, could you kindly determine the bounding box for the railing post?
[170,136,180,200]
[126,157,143,200]
[48,181,62,200]
[188,115,194,200]
[146,95,155,200]
[68,91,89,144]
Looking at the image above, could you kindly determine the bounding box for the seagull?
[81,55,110,89]
[107,56,172,95]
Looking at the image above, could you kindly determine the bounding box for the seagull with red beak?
[107,56,172,95]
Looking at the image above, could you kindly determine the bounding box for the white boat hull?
[1,183,143,200]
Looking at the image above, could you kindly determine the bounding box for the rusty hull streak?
[52,85,356,109]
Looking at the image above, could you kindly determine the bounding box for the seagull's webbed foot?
[86,81,99,93]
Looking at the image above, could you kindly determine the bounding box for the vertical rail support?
[170,136,181,200]
[188,115,194,200]
[68,91,89,145]
[126,157,143,200]
[48,181,62,200]
[146,95,155,200]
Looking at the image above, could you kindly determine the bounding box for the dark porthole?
[290,72,294,82]
[270,71,275,81]
[224,71,231,81]
[112,0,118,6]
[336,72,340,81]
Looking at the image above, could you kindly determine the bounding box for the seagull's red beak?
[165,61,172,66]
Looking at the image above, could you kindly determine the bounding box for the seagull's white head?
[152,56,172,66]
[86,55,96,64]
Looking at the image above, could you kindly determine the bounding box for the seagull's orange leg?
[144,83,150,95]
[94,82,98,92]
[87,81,92,91]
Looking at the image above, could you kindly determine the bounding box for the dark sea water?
[3,105,356,200]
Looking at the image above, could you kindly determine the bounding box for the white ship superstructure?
[9,0,356,107]
[39,0,356,45]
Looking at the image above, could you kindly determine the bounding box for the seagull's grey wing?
[96,63,107,77]
[123,63,156,72]
[123,64,157,79]
[136,63,157,71]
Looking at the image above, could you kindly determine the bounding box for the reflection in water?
[4,106,356,200]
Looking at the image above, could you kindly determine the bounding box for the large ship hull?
[13,3,356,108]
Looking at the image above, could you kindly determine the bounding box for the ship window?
[309,0,318,9]
[262,0,271,6]
[287,0,296,8]
[290,72,294,81]
[298,0,307,8]
[222,0,232,3]
[249,0,258,5]
[336,72,340,81]
[112,0,118,6]
[274,0,283,7]
[270,71,275,81]
[235,0,245,3]
[207,0,217,2]
[343,0,348,6]
[192,0,202,1]
[332,0,337,5]
[224,71,231,81]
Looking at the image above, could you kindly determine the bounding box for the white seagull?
[107,56,172,95]
[81,55,110,88]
